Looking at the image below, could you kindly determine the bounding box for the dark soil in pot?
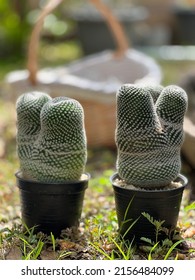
[111,173,188,244]
[15,171,90,237]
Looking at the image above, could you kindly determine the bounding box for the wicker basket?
[5,0,162,147]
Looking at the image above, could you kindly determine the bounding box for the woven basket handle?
[27,0,129,85]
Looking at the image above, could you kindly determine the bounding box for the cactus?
[115,84,188,188]
[16,92,87,183]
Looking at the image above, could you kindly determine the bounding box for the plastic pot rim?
[15,171,90,194]
[110,173,188,194]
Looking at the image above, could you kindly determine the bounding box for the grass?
[0,190,194,260]
[0,42,195,260]
[0,142,194,260]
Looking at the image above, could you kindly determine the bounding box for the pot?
[15,171,90,236]
[111,173,188,243]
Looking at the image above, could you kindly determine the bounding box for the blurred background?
[1,0,195,71]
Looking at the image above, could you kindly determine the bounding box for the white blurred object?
[5,49,162,103]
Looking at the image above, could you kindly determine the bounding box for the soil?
[113,176,183,191]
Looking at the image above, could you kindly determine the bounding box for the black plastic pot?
[15,171,90,236]
[111,173,188,243]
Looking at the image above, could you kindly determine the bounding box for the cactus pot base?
[110,173,188,244]
[15,171,90,237]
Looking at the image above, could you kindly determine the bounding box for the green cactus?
[115,84,188,188]
[16,92,87,182]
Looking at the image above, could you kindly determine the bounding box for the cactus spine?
[16,92,87,182]
[116,84,188,188]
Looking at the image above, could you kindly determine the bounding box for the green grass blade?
[121,217,140,239]
[110,237,128,260]
[90,242,113,260]
[148,242,159,260]
[164,239,186,260]
[50,232,56,252]
[123,196,134,222]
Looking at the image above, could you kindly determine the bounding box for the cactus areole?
[115,84,188,188]
[16,91,87,183]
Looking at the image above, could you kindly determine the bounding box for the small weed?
[142,212,166,243]
[139,212,195,259]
